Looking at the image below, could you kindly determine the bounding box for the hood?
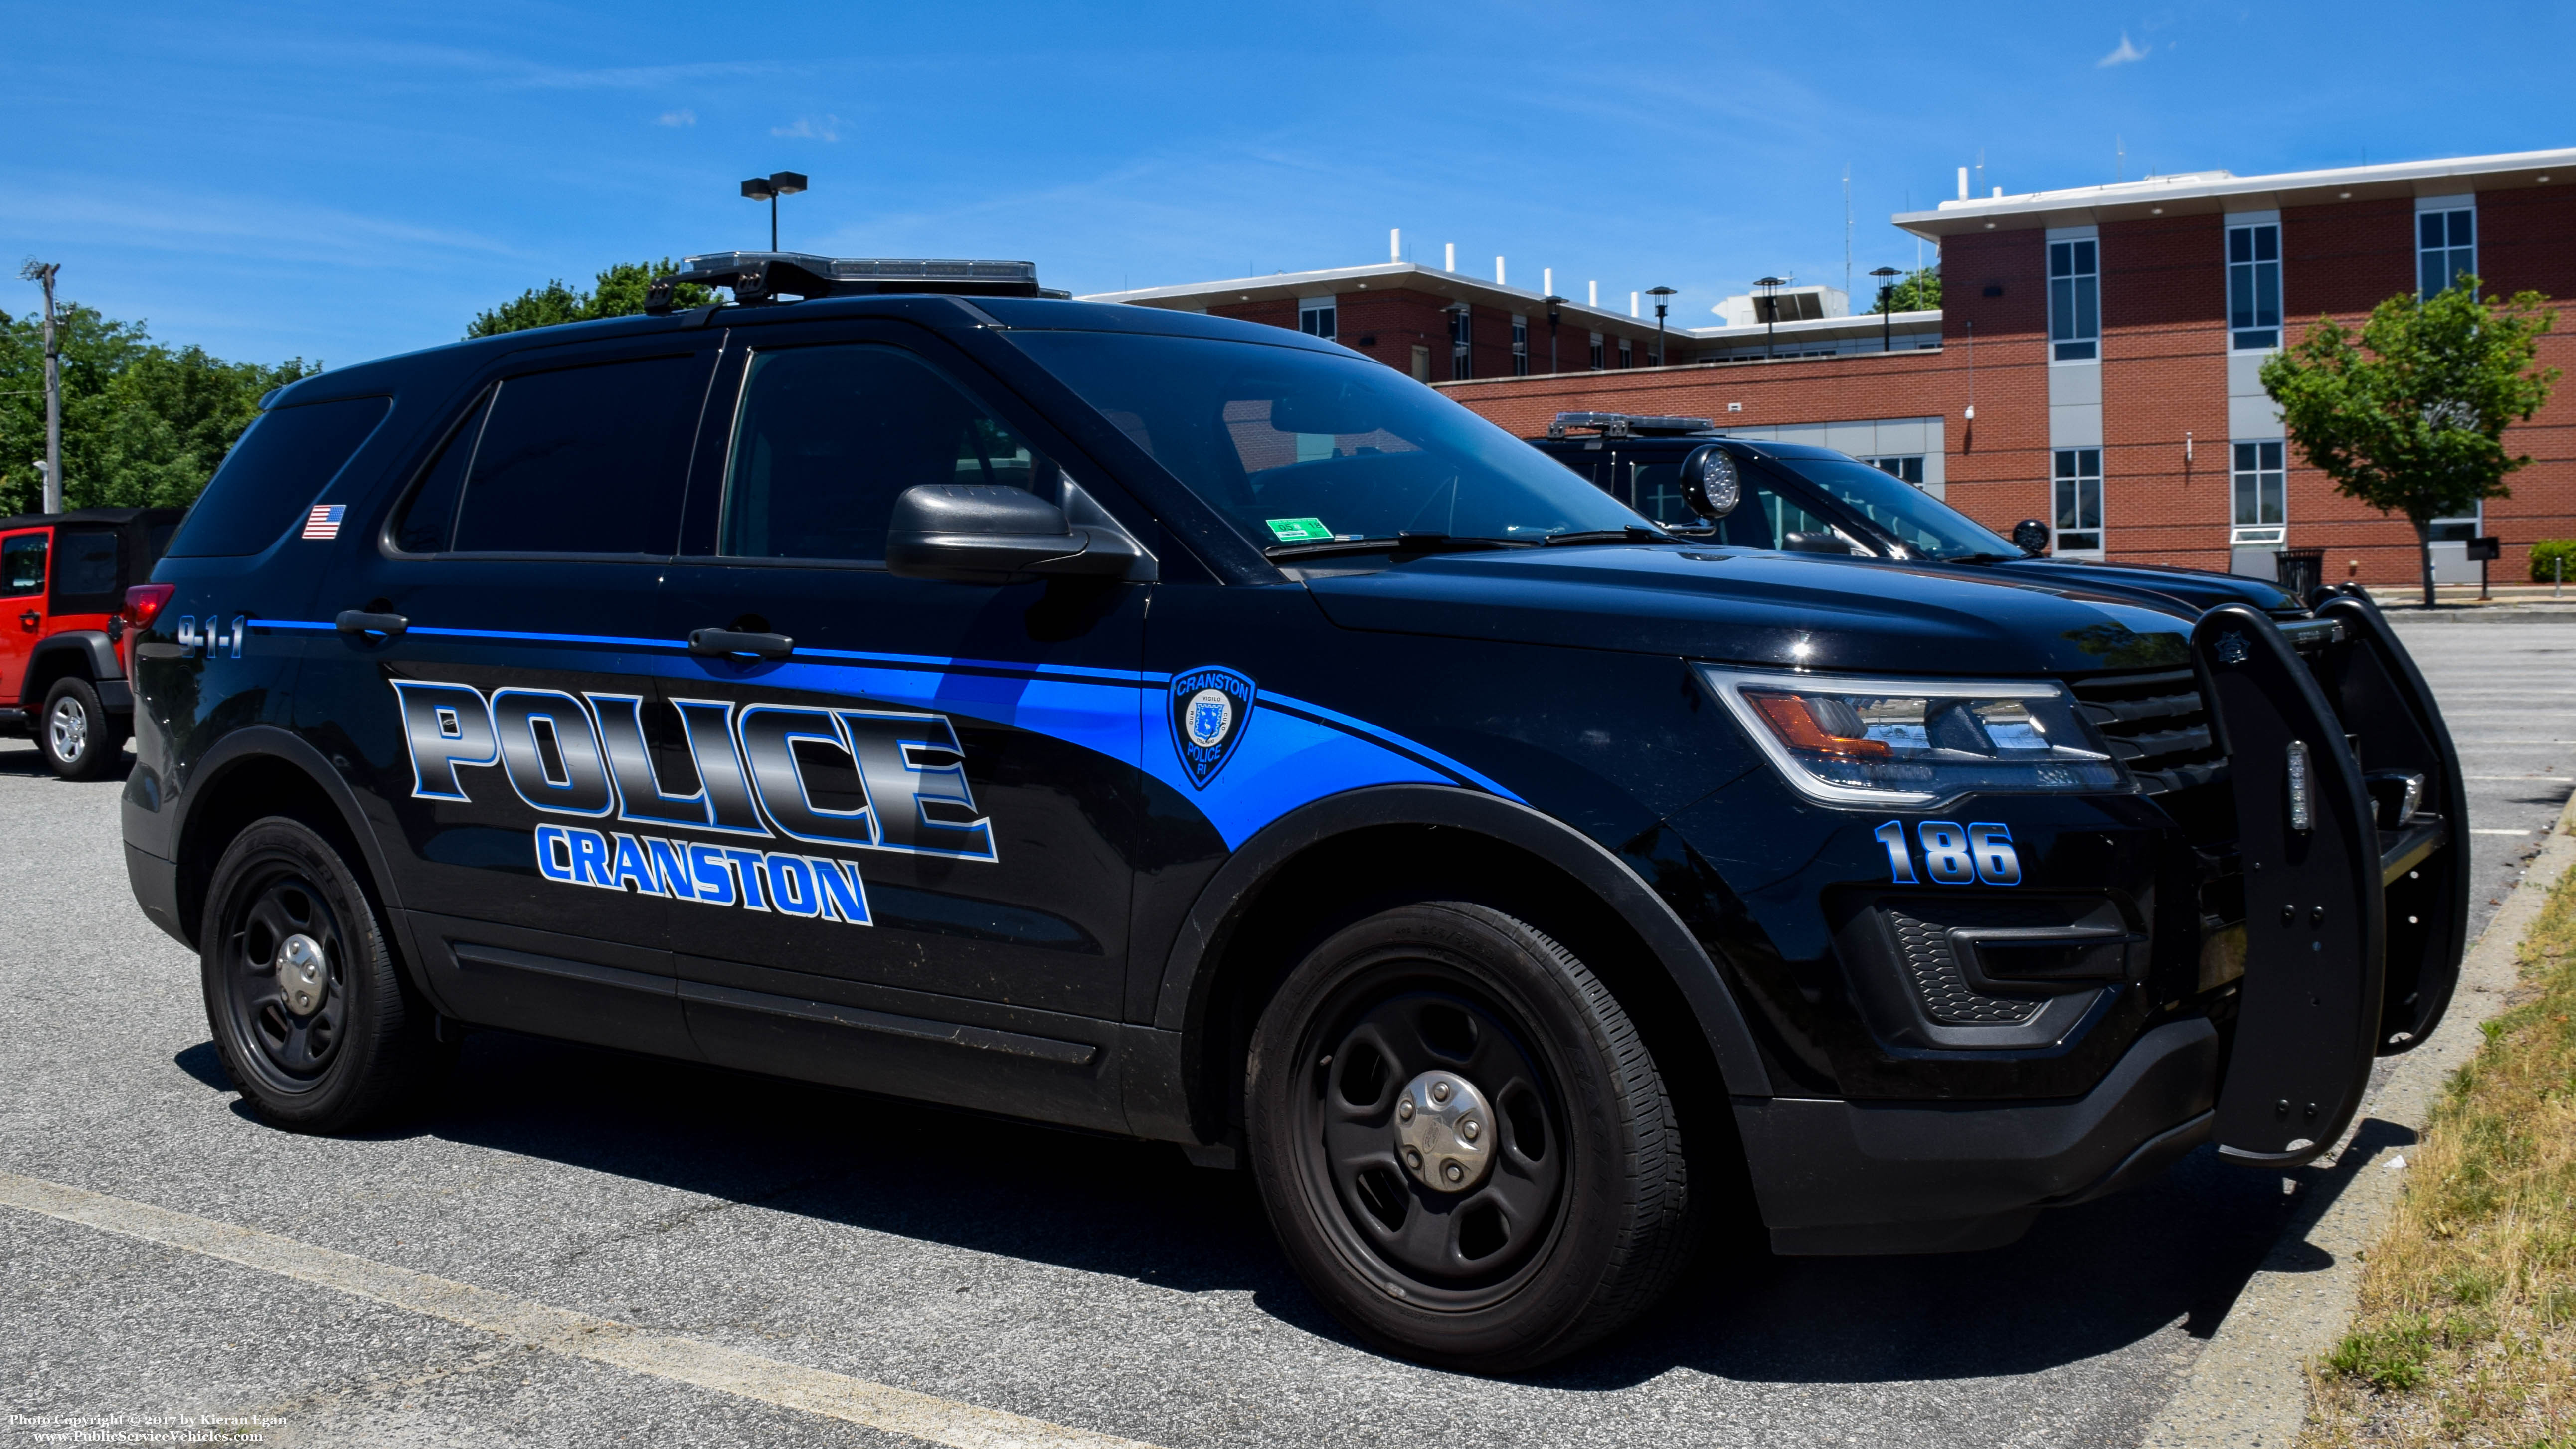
[1302,545,2197,676]
[1972,556,2301,615]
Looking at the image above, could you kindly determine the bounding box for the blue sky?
[5,0,2572,368]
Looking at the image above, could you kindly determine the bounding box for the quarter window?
[2227,222,2281,351]
[1298,300,1336,341]
[2231,441,2286,545]
[2052,448,2103,553]
[1,533,46,596]
[2419,206,2476,297]
[166,396,391,557]
[2049,239,2100,362]
[720,345,1046,563]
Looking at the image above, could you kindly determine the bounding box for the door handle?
[17,611,36,630]
[687,627,793,660]
[335,609,409,638]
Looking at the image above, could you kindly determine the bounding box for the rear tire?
[200,817,449,1131]
[1246,901,1692,1371]
[39,676,125,780]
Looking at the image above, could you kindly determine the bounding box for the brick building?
[1093,148,2576,588]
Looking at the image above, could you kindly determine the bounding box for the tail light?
[123,584,175,633]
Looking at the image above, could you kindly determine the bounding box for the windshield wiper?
[1541,526,1675,546]
[1262,532,1536,561]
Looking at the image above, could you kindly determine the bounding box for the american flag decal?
[303,504,345,540]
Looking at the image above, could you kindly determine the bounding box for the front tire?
[39,676,125,780]
[1246,902,1692,1371]
[201,817,447,1131]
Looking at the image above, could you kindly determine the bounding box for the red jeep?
[0,506,186,778]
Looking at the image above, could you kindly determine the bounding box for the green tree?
[1868,267,1940,314]
[467,258,719,338]
[0,302,313,517]
[2261,277,2559,606]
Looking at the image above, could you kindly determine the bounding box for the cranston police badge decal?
[1169,665,1256,789]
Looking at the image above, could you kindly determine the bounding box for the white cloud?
[657,108,696,127]
[2097,33,2149,67]
[771,115,844,142]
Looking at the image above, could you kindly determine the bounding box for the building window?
[2419,206,2475,297]
[2227,223,2281,351]
[1409,345,1431,383]
[2049,238,2099,362]
[2231,441,2286,545]
[1862,455,1926,485]
[2053,448,2103,553]
[1589,333,1604,370]
[1511,316,1529,376]
[1618,340,1632,369]
[1298,299,1336,341]
[1448,306,1472,381]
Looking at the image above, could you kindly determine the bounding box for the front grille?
[2071,669,2225,794]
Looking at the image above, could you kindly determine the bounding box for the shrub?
[2532,538,2576,584]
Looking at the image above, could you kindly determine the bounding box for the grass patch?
[2304,853,2576,1446]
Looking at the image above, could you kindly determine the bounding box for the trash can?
[2275,548,2325,600]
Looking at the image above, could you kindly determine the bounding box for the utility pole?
[19,260,61,513]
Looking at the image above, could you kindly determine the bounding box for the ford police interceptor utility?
[123,252,2467,1371]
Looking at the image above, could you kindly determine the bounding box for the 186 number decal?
[1873,820,2021,886]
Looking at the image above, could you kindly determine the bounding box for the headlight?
[1696,666,2126,807]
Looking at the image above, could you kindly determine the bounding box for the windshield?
[1007,331,1649,549]
[1773,455,2020,561]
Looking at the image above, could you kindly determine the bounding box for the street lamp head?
[1645,286,1677,297]
[741,177,778,201]
[1754,276,1785,289]
[1869,266,1901,279]
[768,171,809,197]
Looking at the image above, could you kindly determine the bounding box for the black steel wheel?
[39,676,125,781]
[1247,901,1692,1371]
[201,816,448,1130]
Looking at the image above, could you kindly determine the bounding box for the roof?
[1895,145,2576,240]
[0,506,187,531]
[1080,262,1671,337]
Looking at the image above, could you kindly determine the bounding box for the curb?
[2140,790,2576,1448]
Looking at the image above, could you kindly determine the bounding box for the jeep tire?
[201,817,449,1132]
[39,676,127,781]
[1246,901,1693,1371]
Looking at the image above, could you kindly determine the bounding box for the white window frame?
[2047,226,2100,364]
[1297,296,1337,341]
[2417,195,2476,299]
[2052,447,2104,555]
[1511,314,1530,376]
[2230,440,2286,545]
[2225,213,2281,353]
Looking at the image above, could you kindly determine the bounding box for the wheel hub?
[275,933,329,1015]
[48,697,86,757]
[1392,1069,1494,1193]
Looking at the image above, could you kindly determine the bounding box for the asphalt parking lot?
[4,610,2572,1449]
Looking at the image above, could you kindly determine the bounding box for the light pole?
[1869,266,1902,353]
[17,260,61,513]
[1754,276,1787,360]
[740,171,809,250]
[1645,285,1676,366]
[1543,294,1565,374]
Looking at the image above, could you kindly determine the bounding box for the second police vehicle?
[123,252,2467,1371]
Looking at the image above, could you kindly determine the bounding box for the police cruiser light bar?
[643,252,1065,312]
[1545,411,1717,439]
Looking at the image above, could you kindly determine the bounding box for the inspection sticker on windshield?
[1266,517,1332,543]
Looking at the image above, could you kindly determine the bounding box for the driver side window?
[721,345,1048,562]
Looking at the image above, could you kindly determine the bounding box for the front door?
[653,322,1148,1128]
[308,341,719,1059]
[0,527,48,704]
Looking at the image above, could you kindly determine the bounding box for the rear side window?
[1,533,45,596]
[166,396,391,557]
[398,355,705,555]
[51,529,121,611]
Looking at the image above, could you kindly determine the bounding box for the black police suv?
[125,252,2467,1372]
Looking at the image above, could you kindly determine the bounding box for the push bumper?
[1736,1018,2219,1254]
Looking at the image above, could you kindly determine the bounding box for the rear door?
[0,527,48,703]
[652,318,1148,1129]
[307,341,719,1059]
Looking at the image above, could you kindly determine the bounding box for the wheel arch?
[24,631,120,704]
[170,728,409,956]
[1153,785,1772,1145]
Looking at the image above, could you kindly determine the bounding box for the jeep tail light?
[124,584,175,631]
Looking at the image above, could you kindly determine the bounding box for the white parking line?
[0,1170,1163,1449]
[2464,776,2576,782]
[2471,828,2538,835]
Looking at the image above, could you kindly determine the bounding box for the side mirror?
[885,485,1141,585]
[1679,445,1742,520]
[2010,519,2051,556]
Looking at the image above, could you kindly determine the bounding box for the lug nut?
[1431,1081,1452,1103]
[1397,1099,1414,1121]
[1460,1119,1480,1141]
[1443,1162,1464,1183]
[1404,1148,1422,1170]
